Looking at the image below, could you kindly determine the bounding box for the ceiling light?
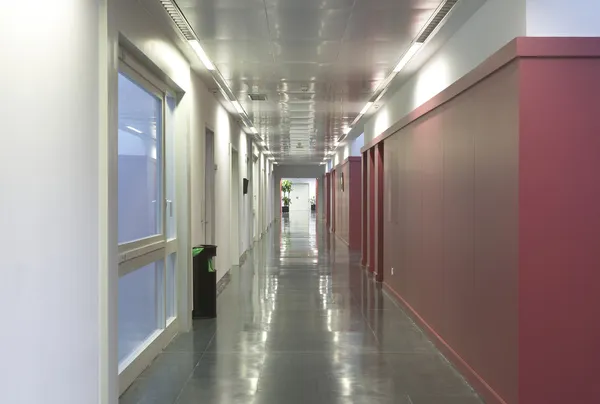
[360,102,373,115]
[126,126,142,134]
[393,42,423,73]
[343,127,351,135]
[189,40,215,71]
[232,101,245,115]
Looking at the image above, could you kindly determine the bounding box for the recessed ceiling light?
[393,42,423,73]
[189,40,215,71]
[232,101,245,115]
[359,102,373,115]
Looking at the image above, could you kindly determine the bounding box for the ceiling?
[174,0,449,164]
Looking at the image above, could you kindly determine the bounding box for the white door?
[290,183,310,212]
[252,157,259,240]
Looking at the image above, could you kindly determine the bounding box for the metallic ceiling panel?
[181,7,271,40]
[273,40,341,64]
[263,0,355,9]
[200,40,273,64]
[176,0,265,8]
[344,8,420,41]
[267,8,352,41]
[176,0,459,163]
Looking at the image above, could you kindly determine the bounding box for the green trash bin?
[192,245,217,319]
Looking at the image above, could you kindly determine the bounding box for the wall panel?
[383,62,519,404]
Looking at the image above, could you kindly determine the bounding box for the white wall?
[189,79,257,280]
[0,0,275,402]
[526,0,600,36]
[1,2,107,403]
[333,132,365,166]
[364,0,526,143]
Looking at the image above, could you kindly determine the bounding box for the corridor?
[120,214,482,404]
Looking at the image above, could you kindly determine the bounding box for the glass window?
[166,253,176,320]
[118,261,163,363]
[117,73,163,244]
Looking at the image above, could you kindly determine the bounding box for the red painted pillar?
[368,149,375,272]
[325,173,331,227]
[361,152,368,266]
[374,143,385,282]
[331,168,336,233]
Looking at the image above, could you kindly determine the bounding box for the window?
[117,53,179,370]
[118,260,162,362]
[166,253,177,320]
[117,73,163,244]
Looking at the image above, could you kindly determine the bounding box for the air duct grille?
[416,0,459,43]
[248,93,268,101]
[160,0,195,41]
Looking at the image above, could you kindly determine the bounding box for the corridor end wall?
[273,165,326,219]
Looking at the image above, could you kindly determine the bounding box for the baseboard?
[330,230,350,246]
[217,270,231,296]
[382,282,507,404]
[239,249,248,265]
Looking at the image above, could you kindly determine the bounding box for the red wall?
[361,153,368,266]
[518,56,600,404]
[368,149,376,271]
[383,61,519,404]
[332,157,361,249]
[369,38,600,404]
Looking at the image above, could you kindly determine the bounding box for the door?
[252,156,259,241]
[290,183,310,212]
[204,128,215,244]
[230,148,240,265]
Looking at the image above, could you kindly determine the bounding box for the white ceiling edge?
[340,0,487,147]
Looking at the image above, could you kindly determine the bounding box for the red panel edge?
[382,282,508,404]
[361,36,600,154]
[334,156,362,170]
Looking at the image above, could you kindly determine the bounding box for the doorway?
[230,148,240,266]
[204,128,215,244]
[290,183,310,212]
[252,155,259,241]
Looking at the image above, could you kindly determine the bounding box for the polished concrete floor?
[120,214,483,404]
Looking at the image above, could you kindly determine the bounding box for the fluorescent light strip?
[360,102,373,115]
[349,0,461,130]
[393,42,423,73]
[189,40,215,71]
[126,126,142,134]
[232,101,245,115]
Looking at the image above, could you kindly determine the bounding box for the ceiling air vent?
[416,0,459,44]
[248,93,268,101]
[160,0,195,41]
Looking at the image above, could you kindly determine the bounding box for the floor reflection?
[120,213,483,404]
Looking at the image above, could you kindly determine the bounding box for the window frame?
[117,57,169,267]
[116,50,179,368]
